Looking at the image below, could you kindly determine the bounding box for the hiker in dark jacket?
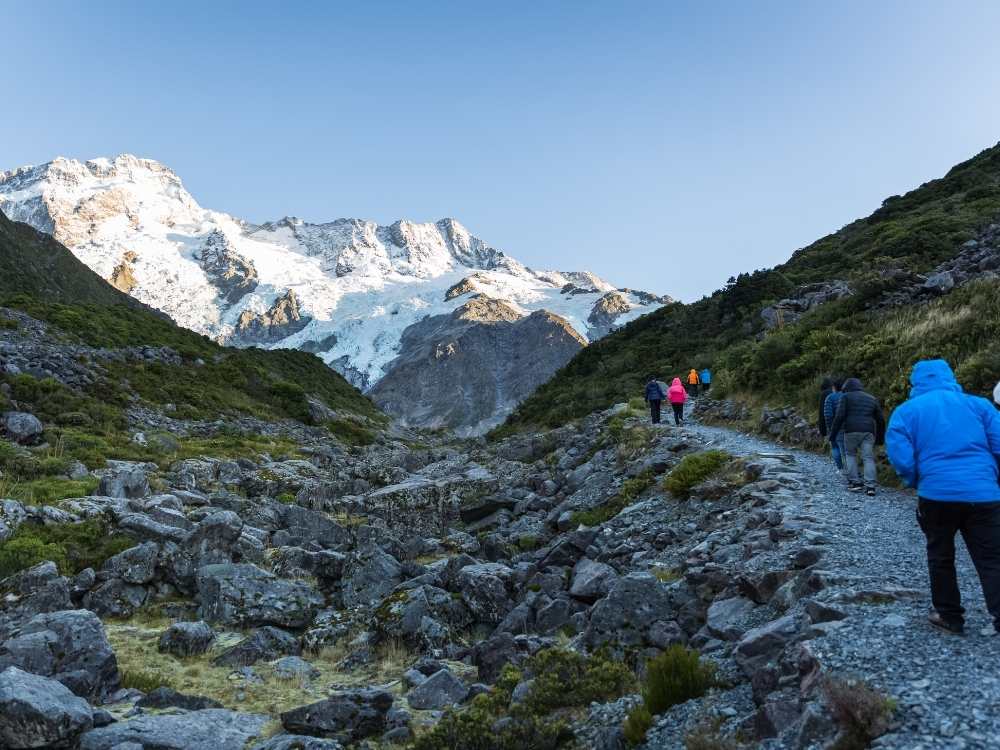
[829,377,886,495]
[886,359,1000,635]
[818,377,835,437]
[644,377,666,425]
[823,379,846,471]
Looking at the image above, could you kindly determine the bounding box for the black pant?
[649,400,661,424]
[917,499,1000,628]
[671,403,684,425]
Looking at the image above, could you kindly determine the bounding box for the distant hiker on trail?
[687,369,700,397]
[886,359,1000,636]
[668,377,687,425]
[823,378,846,471]
[644,376,667,425]
[818,377,835,438]
[828,377,885,496]
[699,368,712,393]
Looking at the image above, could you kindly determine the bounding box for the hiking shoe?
[848,484,865,493]
[928,611,964,635]
[865,488,877,497]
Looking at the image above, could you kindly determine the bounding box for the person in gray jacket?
[829,377,886,495]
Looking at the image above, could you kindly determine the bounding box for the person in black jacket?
[818,377,835,438]
[644,377,666,425]
[829,377,886,496]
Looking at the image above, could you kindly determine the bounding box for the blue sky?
[5,1,1000,300]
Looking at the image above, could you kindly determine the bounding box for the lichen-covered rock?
[195,563,323,629]
[582,573,675,648]
[213,626,300,668]
[0,666,93,749]
[406,668,468,710]
[280,689,394,743]
[79,708,270,750]
[2,411,43,445]
[456,562,515,624]
[158,620,216,657]
[341,549,403,609]
[98,461,151,499]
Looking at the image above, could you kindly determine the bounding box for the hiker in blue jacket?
[823,378,846,471]
[886,359,1000,635]
[644,376,667,425]
[699,368,712,393]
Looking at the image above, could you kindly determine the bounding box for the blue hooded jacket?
[700,369,712,384]
[886,360,1000,502]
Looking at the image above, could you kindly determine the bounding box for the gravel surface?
[689,420,1000,750]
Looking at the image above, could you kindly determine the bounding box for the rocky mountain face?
[370,297,588,434]
[0,156,670,431]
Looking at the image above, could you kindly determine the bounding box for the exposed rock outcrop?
[369,297,586,434]
[234,290,311,345]
[587,290,631,337]
[761,280,854,330]
[196,230,259,303]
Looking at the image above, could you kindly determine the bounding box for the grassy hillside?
[0,209,381,432]
[500,142,1000,434]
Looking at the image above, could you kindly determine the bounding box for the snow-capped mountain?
[0,155,670,431]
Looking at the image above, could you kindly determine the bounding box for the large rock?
[98,462,150,499]
[82,578,148,618]
[569,558,618,602]
[372,584,470,648]
[235,289,311,344]
[213,626,300,668]
[706,596,756,641]
[583,573,675,648]
[0,562,73,634]
[280,689,394,743]
[456,562,515,624]
[341,550,403,609]
[101,542,159,584]
[158,620,216,657]
[196,563,323,628]
[252,737,344,750]
[407,669,468,710]
[79,708,270,750]
[734,614,807,676]
[0,666,93,749]
[2,411,43,445]
[0,498,27,542]
[0,609,119,701]
[197,230,259,303]
[136,687,223,711]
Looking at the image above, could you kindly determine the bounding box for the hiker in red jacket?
[668,377,687,425]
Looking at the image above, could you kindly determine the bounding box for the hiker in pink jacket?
[667,377,687,425]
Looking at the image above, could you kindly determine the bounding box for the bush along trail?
[1,348,998,750]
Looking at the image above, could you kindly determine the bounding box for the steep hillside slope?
[0,155,669,431]
[0,209,382,432]
[502,142,1000,432]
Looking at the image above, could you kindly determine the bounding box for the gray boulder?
[136,687,223,711]
[2,411,43,445]
[82,578,148,618]
[0,499,27,542]
[274,656,320,680]
[0,666,93,749]
[406,668,468,710]
[706,596,756,641]
[213,626,300,668]
[569,558,618,602]
[371,584,469,647]
[98,462,150,499]
[341,549,403,609]
[101,542,159,584]
[0,562,73,633]
[0,609,119,701]
[79,708,270,750]
[196,563,323,628]
[280,689,394,743]
[158,620,216,657]
[117,513,187,544]
[456,562,514,624]
[734,614,807,676]
[185,511,245,568]
[583,573,674,648]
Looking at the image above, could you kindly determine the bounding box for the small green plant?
[623,646,717,745]
[276,492,297,504]
[662,451,732,499]
[684,717,741,750]
[571,470,655,527]
[823,677,895,750]
[622,704,653,746]
[326,418,377,446]
[120,667,172,693]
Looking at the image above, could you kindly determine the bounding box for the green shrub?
[519,648,636,713]
[623,646,717,745]
[662,451,732,498]
[0,520,135,578]
[120,668,172,693]
[622,704,653,746]
[326,418,377,446]
[824,677,895,750]
[10,476,100,505]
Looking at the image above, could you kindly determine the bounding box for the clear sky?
[4,1,1000,301]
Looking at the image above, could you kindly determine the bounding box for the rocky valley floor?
[1,393,998,750]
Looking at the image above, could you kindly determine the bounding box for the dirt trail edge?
[688,420,1000,750]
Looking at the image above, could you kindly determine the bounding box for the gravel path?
[685,420,1000,749]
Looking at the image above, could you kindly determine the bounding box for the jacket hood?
[910,359,962,397]
[842,378,863,392]
[671,378,683,387]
